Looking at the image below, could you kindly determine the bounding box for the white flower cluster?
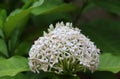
[28,22,100,74]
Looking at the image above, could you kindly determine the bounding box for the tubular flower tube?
[28,22,100,75]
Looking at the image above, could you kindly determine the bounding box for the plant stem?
[4,39,10,57]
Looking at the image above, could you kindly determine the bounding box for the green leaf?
[91,0,120,15]
[0,29,4,38]
[0,73,28,79]
[26,72,56,79]
[32,13,71,26]
[22,0,44,9]
[0,9,7,28]
[32,0,77,15]
[15,41,32,55]
[0,39,8,57]
[22,0,29,3]
[80,19,120,54]
[26,72,80,79]
[98,53,120,73]
[0,56,30,77]
[82,2,96,13]
[8,29,21,56]
[3,9,31,38]
[31,0,44,8]
[92,71,116,79]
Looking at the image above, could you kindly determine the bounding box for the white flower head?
[28,22,100,75]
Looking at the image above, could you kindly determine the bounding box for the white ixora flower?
[28,22,100,75]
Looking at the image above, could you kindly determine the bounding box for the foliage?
[0,56,29,77]
[0,0,120,79]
